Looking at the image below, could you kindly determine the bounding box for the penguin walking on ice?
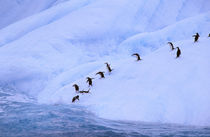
[193,33,200,42]
[168,42,175,50]
[72,84,79,92]
[176,47,181,58]
[105,62,113,73]
[86,77,94,87]
[79,89,90,94]
[132,53,142,61]
[72,95,79,103]
[96,71,105,78]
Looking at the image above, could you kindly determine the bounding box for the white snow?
[0,0,210,126]
[41,37,210,126]
[0,0,69,29]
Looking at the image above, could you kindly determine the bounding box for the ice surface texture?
[0,0,210,126]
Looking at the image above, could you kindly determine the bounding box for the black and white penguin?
[72,84,79,92]
[132,53,141,61]
[96,71,105,78]
[86,77,94,87]
[72,95,79,103]
[105,62,113,73]
[79,89,90,94]
[176,47,181,58]
[193,33,200,42]
[168,42,175,50]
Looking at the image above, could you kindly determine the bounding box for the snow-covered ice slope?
[1,0,210,47]
[120,12,210,55]
[87,38,210,126]
[40,37,210,126]
[0,0,69,29]
[0,0,210,126]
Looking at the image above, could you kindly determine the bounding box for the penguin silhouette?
[168,42,175,50]
[72,95,79,103]
[72,84,79,92]
[193,33,200,42]
[132,53,141,61]
[86,77,94,87]
[96,71,105,78]
[176,47,181,58]
[79,89,90,94]
[105,62,113,73]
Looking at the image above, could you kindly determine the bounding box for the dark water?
[0,90,210,137]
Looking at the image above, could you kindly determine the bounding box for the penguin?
[96,71,105,78]
[86,77,94,87]
[168,42,175,50]
[72,84,79,92]
[105,62,113,73]
[79,89,90,94]
[208,33,210,37]
[176,47,181,58]
[72,95,79,103]
[193,33,200,42]
[132,53,141,61]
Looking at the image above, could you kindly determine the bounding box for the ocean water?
[0,88,210,137]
